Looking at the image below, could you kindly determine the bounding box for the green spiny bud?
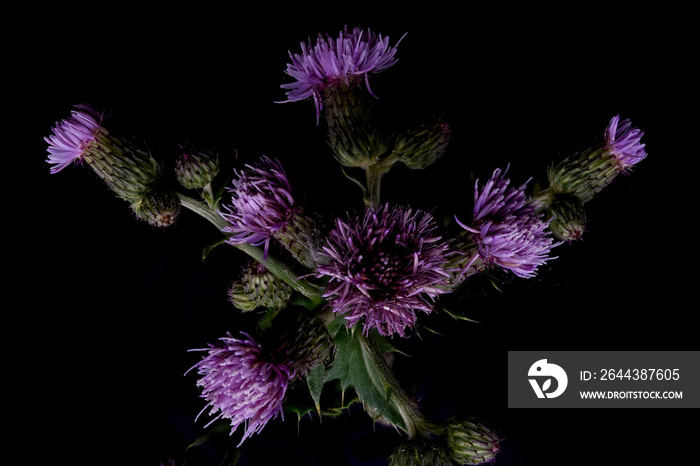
[546,194,587,242]
[131,189,181,228]
[324,80,391,169]
[388,436,453,466]
[83,130,162,204]
[174,147,220,190]
[259,305,333,376]
[394,118,451,170]
[228,261,293,312]
[443,237,486,290]
[273,210,325,269]
[446,418,501,465]
[547,146,621,203]
[227,282,258,312]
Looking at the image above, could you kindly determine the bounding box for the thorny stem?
[177,192,323,305]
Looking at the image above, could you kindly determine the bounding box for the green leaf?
[324,327,411,433]
[186,421,230,450]
[201,237,228,261]
[326,315,349,338]
[437,304,482,324]
[340,166,367,196]
[306,363,325,415]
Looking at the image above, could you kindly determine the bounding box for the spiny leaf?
[202,237,228,261]
[324,326,409,432]
[306,364,325,416]
[186,421,230,450]
[340,166,367,195]
[438,305,482,323]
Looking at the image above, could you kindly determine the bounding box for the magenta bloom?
[187,332,294,446]
[219,156,296,257]
[317,204,450,337]
[456,167,558,279]
[279,26,404,120]
[604,115,647,170]
[45,104,103,174]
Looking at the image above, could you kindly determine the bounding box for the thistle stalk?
[177,192,323,305]
[364,164,387,209]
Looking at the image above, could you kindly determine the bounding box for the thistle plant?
[45,25,649,465]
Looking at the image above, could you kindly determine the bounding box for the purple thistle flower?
[604,115,647,170]
[456,167,558,279]
[45,104,103,174]
[278,26,404,121]
[317,204,450,337]
[219,156,296,258]
[187,332,294,446]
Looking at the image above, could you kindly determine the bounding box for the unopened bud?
[388,436,452,466]
[394,118,451,170]
[546,194,587,242]
[175,147,219,190]
[131,190,181,227]
[444,238,485,290]
[259,305,333,375]
[446,418,500,465]
[273,210,325,269]
[228,261,293,312]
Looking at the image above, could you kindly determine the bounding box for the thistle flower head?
[317,204,450,337]
[279,26,404,120]
[187,332,294,446]
[45,104,103,174]
[219,156,296,257]
[456,167,558,279]
[604,115,647,170]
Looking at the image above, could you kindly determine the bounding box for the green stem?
[176,192,323,304]
[364,165,386,209]
[177,192,229,230]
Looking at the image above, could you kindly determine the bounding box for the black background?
[9,5,698,466]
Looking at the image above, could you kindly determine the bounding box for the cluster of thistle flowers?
[531,115,647,241]
[45,104,221,227]
[46,26,646,464]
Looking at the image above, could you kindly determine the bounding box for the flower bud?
[259,305,333,376]
[175,147,219,190]
[273,210,325,269]
[444,238,486,290]
[445,419,500,465]
[131,189,181,227]
[545,194,587,242]
[228,261,293,312]
[388,436,452,466]
[394,118,451,170]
